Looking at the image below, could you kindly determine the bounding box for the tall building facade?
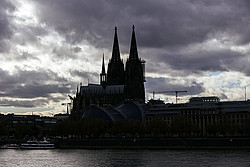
[72,26,146,118]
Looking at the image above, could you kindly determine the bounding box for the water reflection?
[0,149,250,167]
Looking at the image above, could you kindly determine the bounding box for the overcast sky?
[1,0,250,115]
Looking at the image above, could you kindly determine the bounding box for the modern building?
[72,26,146,119]
[145,96,250,136]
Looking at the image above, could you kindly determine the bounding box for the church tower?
[100,54,107,88]
[125,25,145,102]
[107,27,125,85]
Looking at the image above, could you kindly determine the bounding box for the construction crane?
[68,95,74,100]
[61,95,74,114]
[152,91,187,104]
[61,102,71,114]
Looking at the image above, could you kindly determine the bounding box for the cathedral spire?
[129,25,139,60]
[101,53,105,74]
[107,26,125,85]
[125,25,145,102]
[111,26,121,62]
[100,53,107,87]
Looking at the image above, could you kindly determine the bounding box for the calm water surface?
[0,149,250,167]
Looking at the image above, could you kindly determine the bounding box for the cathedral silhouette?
[72,26,146,118]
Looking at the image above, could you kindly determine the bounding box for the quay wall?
[55,138,250,149]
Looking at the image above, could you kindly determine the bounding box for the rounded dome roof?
[84,106,113,123]
[83,101,148,123]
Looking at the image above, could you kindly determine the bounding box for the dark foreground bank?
[54,138,250,149]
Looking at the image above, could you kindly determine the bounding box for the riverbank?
[54,137,250,149]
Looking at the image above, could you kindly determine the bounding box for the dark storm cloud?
[30,0,250,47]
[0,0,15,52]
[0,68,72,107]
[0,0,14,38]
[9,83,70,99]
[52,46,78,60]
[11,68,67,84]
[0,98,48,108]
[155,49,245,73]
[145,77,205,96]
[14,24,49,46]
[69,70,98,82]
[72,46,81,53]
[31,0,250,76]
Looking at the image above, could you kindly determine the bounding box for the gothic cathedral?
[72,26,145,118]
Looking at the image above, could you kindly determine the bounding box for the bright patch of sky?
[207,72,221,77]
[13,1,38,25]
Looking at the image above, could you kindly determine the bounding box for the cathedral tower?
[107,27,125,85]
[125,25,145,102]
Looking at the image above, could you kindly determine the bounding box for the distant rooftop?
[189,96,220,103]
[81,84,124,94]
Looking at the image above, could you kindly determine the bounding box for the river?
[0,149,250,167]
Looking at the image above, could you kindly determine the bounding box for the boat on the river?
[0,144,20,149]
[20,140,55,149]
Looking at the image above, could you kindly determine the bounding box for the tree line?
[2,116,250,139]
[46,116,250,138]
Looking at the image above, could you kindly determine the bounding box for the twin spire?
[100,26,145,102]
[102,25,139,69]
[111,26,121,63]
[101,25,140,86]
[129,25,139,60]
